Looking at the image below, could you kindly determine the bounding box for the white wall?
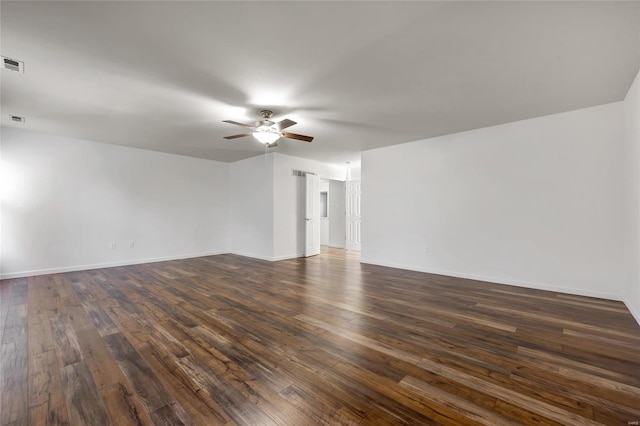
[273,153,346,260]
[362,102,626,300]
[0,133,347,275]
[229,153,274,260]
[329,180,346,248]
[348,166,361,181]
[0,127,230,278]
[624,69,640,323]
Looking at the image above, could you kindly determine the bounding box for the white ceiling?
[1,1,638,164]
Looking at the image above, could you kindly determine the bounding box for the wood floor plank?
[102,332,190,422]
[3,304,28,344]
[176,353,275,425]
[1,280,28,426]
[294,313,423,364]
[1,248,639,425]
[75,328,155,425]
[138,342,232,425]
[399,375,517,425]
[97,382,152,426]
[0,352,28,425]
[416,357,604,426]
[49,316,82,368]
[331,360,483,425]
[27,350,69,426]
[508,366,640,423]
[59,361,111,426]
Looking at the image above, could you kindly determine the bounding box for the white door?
[346,180,361,251]
[305,173,321,257]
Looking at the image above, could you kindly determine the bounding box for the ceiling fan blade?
[276,119,296,130]
[223,120,256,129]
[224,133,252,139]
[282,132,313,142]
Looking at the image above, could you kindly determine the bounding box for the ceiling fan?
[223,109,314,147]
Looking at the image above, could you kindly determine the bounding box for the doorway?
[317,178,347,250]
[303,175,361,257]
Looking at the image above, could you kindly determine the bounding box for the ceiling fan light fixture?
[224,109,312,144]
[253,128,280,144]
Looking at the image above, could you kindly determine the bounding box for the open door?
[305,173,321,257]
[346,180,361,251]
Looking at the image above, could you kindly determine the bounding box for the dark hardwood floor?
[1,247,639,425]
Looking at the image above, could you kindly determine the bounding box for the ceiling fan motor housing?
[258,110,276,128]
[259,109,274,119]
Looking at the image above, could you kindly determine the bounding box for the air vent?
[10,115,25,123]
[292,169,315,177]
[1,56,24,73]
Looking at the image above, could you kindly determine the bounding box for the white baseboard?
[0,250,229,280]
[228,250,275,262]
[229,251,304,262]
[624,299,640,326]
[360,257,623,302]
[272,253,304,261]
[3,250,310,280]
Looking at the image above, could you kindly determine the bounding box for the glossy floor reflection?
[1,248,639,425]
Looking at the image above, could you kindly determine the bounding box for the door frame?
[305,173,321,257]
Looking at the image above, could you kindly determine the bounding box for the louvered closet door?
[345,180,361,251]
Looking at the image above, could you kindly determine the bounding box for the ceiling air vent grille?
[1,56,24,73]
[10,115,25,123]
[292,169,316,177]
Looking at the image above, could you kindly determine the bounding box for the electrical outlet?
[109,242,116,249]
[129,241,135,248]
